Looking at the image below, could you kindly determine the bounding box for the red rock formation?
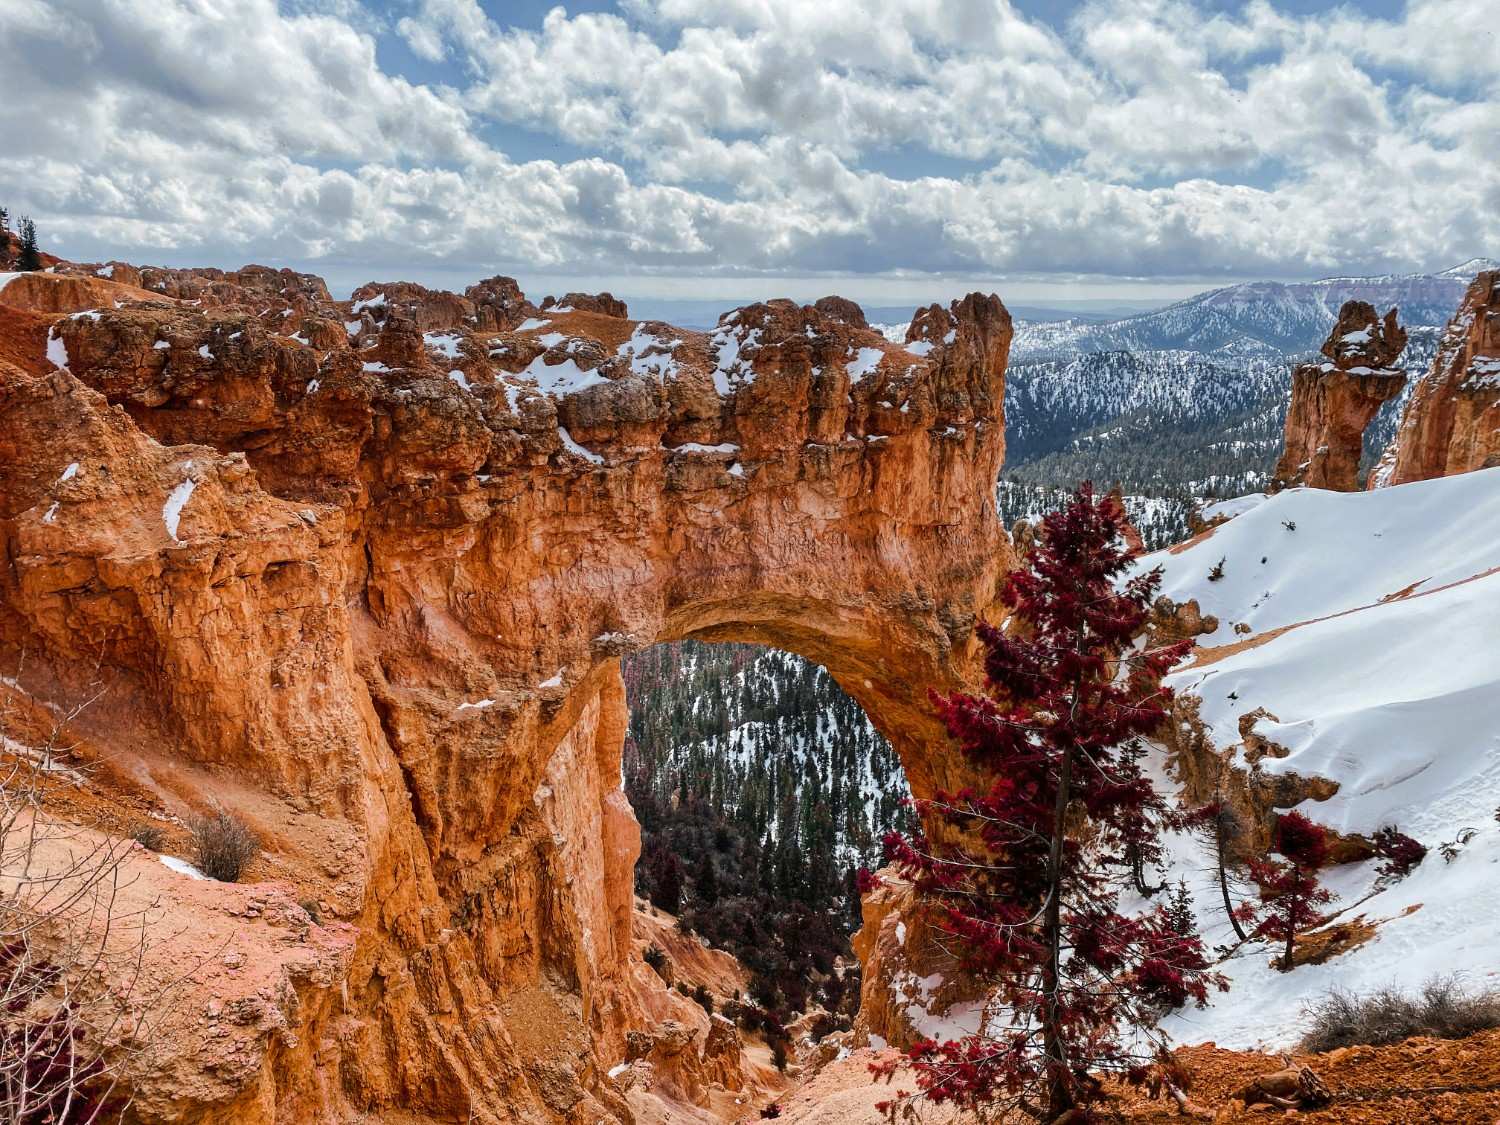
[0,270,167,314]
[0,230,63,269]
[347,277,545,336]
[1106,484,1145,553]
[1271,301,1407,491]
[542,292,628,319]
[0,265,1015,1122]
[1372,270,1500,486]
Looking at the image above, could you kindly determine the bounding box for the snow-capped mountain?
[875,265,1486,517]
[1011,260,1495,362]
[995,266,1472,507]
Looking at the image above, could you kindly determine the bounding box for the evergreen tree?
[879,485,1224,1121]
[691,850,719,908]
[643,838,684,914]
[1245,810,1334,971]
[0,207,10,269]
[1164,879,1197,939]
[16,217,41,272]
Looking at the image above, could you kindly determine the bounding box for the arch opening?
[621,638,913,1021]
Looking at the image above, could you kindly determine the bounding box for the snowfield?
[1148,468,1500,644]
[1134,468,1500,1048]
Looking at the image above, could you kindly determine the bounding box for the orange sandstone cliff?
[1372,269,1500,487]
[1270,300,1407,492]
[0,260,1015,1122]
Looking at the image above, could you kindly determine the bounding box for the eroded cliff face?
[0,263,1014,1122]
[1270,301,1407,492]
[1373,270,1500,487]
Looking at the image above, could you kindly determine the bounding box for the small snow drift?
[1134,468,1500,1048]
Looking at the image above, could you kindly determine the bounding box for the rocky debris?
[764,1029,1500,1123]
[0,261,1014,1122]
[1271,301,1408,491]
[1232,1062,1333,1110]
[1121,1031,1500,1122]
[1373,269,1500,486]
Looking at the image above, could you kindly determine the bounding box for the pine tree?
[644,838,684,915]
[1245,810,1334,971]
[691,850,720,908]
[16,217,41,272]
[879,485,1225,1121]
[0,207,10,269]
[1165,879,1197,938]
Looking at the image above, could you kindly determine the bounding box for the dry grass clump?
[1300,976,1500,1053]
[188,806,259,882]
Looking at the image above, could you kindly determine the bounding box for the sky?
[1,0,1496,307]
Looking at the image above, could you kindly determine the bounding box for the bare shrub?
[1300,976,1500,1053]
[1,671,179,1121]
[129,822,166,852]
[188,807,259,883]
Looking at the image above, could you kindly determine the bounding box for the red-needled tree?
[1246,810,1334,971]
[877,485,1224,1123]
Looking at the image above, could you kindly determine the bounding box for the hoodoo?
[0,265,1013,1122]
[1373,269,1500,486]
[1270,300,1407,492]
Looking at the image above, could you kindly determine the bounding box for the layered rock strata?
[1270,301,1407,491]
[1372,270,1500,486]
[0,266,1014,1122]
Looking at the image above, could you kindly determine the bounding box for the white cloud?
[0,0,1494,287]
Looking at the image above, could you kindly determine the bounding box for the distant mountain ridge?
[1010,259,1496,362]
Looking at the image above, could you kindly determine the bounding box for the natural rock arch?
[0,271,1013,1122]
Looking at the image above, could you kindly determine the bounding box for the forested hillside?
[1000,327,1440,507]
[622,642,908,1014]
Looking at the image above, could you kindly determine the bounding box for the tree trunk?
[1217,831,1248,941]
[1042,741,1075,1117]
[1282,900,1296,971]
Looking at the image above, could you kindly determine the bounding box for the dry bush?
[187,807,259,883]
[1,674,179,1121]
[128,822,166,852]
[1300,976,1500,1053]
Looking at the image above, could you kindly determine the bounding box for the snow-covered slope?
[1137,468,1500,1047]
[1151,468,1500,643]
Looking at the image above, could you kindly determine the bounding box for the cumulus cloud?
[0,0,1495,286]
